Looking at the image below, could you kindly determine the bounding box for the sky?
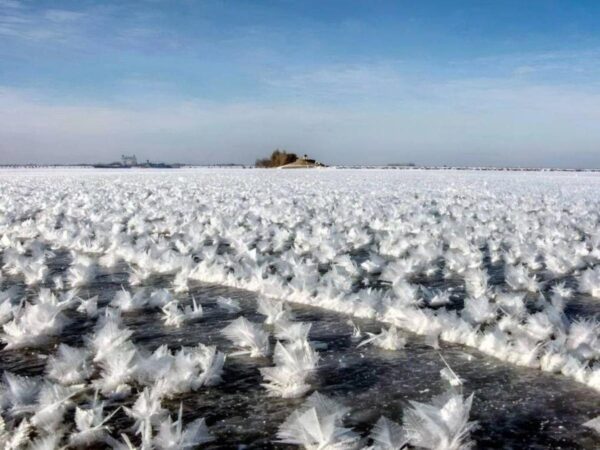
[1,0,600,167]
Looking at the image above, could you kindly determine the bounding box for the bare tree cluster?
[255,149,298,168]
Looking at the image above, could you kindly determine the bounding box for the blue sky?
[1,0,600,166]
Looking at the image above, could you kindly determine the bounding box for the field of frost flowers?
[0,167,600,449]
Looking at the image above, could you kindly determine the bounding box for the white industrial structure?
[121,155,138,167]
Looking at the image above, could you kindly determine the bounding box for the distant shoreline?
[0,164,599,172]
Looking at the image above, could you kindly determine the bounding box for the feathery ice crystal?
[1,168,600,446]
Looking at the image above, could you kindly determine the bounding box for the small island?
[255,149,326,169]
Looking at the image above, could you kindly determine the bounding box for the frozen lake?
[0,168,599,448]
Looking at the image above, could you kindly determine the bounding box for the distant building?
[121,154,138,167]
[279,154,325,169]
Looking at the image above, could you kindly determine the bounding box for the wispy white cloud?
[0,2,188,53]
[43,9,87,23]
[2,79,600,168]
[262,49,600,111]
[264,63,406,100]
[0,86,344,164]
[0,2,89,42]
[460,48,600,81]
[0,0,23,9]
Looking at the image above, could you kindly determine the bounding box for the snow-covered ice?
[0,167,600,448]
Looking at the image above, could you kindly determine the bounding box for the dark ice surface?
[1,257,600,449]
